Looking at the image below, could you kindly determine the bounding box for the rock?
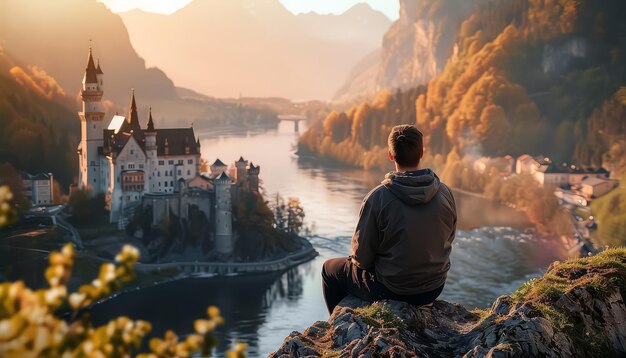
[269,250,626,357]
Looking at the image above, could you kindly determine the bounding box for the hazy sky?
[98,0,400,20]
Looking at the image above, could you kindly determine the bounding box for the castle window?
[121,165,124,170]
[159,160,164,165]
[157,171,160,177]
[178,160,183,165]
[188,159,193,164]
[168,160,174,165]
[130,150,134,155]
[139,164,144,169]
[178,170,181,176]
[128,164,135,169]
[170,181,174,186]
[187,170,190,175]
[93,124,96,129]
[164,182,168,187]
[158,182,161,187]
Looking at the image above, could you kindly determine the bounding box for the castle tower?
[247,162,260,192]
[235,156,248,190]
[78,46,105,192]
[145,108,157,192]
[214,172,233,255]
[196,137,201,173]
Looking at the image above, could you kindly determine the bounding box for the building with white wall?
[20,172,54,205]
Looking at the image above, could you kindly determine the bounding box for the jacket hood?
[382,169,441,205]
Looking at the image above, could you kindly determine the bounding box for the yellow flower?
[207,306,221,318]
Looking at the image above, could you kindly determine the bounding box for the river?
[88,121,566,357]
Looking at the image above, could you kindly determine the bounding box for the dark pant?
[321,257,444,314]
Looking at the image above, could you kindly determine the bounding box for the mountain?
[301,0,626,174]
[0,47,78,187]
[0,0,278,128]
[118,0,391,100]
[335,0,486,101]
[0,0,176,106]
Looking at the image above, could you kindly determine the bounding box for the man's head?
[387,125,424,171]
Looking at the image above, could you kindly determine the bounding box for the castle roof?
[20,171,51,181]
[214,171,231,183]
[212,159,226,167]
[155,128,199,156]
[101,95,199,158]
[84,48,98,84]
[237,156,246,163]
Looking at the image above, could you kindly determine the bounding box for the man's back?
[322,125,456,314]
[350,169,456,295]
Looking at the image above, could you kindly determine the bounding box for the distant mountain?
[118,0,391,100]
[335,0,486,101]
[0,0,279,129]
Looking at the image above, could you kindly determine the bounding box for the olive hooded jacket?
[349,169,457,295]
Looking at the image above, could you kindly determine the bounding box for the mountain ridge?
[118,0,391,100]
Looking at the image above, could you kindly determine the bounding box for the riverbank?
[133,237,318,276]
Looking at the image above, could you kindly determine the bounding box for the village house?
[20,172,54,205]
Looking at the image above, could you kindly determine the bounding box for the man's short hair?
[388,125,423,168]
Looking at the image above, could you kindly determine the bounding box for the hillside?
[0,0,278,128]
[118,0,391,100]
[0,48,78,188]
[303,0,626,174]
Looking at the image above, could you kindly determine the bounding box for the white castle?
[76,47,260,255]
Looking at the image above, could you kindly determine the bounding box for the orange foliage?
[10,65,66,101]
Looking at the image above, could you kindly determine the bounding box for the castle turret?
[196,137,201,173]
[145,108,157,191]
[211,159,227,177]
[214,172,233,255]
[235,156,248,190]
[247,162,260,192]
[78,46,105,192]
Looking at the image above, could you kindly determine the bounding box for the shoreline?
[134,237,318,275]
[87,237,318,307]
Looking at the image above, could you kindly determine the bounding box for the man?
[321,124,457,314]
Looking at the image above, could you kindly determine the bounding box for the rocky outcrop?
[271,249,626,357]
[335,0,487,101]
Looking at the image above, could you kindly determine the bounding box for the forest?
[0,49,79,189]
[302,0,626,173]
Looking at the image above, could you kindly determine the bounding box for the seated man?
[322,124,457,314]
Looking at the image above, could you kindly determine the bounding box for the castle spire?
[96,58,103,74]
[84,45,98,84]
[128,89,139,126]
[146,106,155,132]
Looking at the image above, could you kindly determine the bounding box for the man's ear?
[388,151,394,162]
[420,149,424,159]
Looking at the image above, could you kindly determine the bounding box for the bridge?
[278,114,307,132]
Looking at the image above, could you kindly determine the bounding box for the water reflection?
[90,266,308,357]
